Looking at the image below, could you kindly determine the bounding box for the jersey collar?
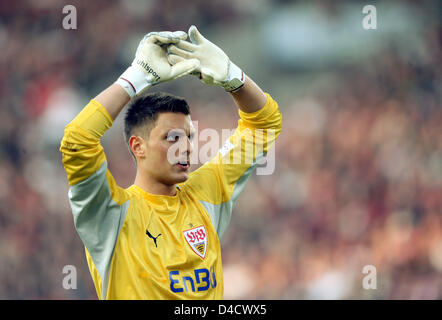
[130,184,181,208]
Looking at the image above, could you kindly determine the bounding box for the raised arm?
[169,26,282,239]
[230,75,267,113]
[167,26,268,114]
[94,84,130,120]
[59,30,200,299]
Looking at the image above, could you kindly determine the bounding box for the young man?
[60,26,282,299]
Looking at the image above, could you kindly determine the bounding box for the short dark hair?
[124,92,190,161]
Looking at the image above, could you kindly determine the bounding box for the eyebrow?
[164,128,195,136]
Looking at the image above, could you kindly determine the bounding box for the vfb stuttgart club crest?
[183,225,207,259]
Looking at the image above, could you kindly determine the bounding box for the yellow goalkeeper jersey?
[60,93,282,300]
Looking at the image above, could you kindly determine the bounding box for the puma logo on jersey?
[146,229,162,248]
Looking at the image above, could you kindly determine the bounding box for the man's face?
[135,112,195,186]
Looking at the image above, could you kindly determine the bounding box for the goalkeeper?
[60,26,282,299]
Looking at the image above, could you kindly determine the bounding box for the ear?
[129,135,145,159]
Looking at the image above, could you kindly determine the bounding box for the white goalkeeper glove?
[167,25,245,92]
[116,31,200,98]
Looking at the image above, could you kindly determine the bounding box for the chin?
[174,173,189,183]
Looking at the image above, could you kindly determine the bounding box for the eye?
[166,134,179,142]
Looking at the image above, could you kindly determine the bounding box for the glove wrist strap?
[115,65,152,98]
[223,61,245,93]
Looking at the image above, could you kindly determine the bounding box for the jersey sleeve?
[183,93,282,240]
[59,99,130,299]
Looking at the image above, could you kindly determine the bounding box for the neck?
[134,171,177,197]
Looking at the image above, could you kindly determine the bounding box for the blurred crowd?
[0,0,441,299]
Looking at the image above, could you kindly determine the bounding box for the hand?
[167,26,245,92]
[116,31,200,98]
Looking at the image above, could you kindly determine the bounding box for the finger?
[170,58,200,79]
[151,35,180,45]
[188,25,206,45]
[158,30,188,41]
[146,31,186,39]
[147,31,187,44]
[161,30,187,39]
[167,53,186,65]
[168,54,202,75]
[201,67,215,84]
[167,45,196,60]
[175,40,198,52]
[168,54,202,76]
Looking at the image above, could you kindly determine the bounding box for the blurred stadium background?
[0,0,441,299]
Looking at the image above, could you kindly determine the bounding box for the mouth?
[175,160,190,170]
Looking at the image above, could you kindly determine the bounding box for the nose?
[166,134,194,166]
[182,136,193,157]
[174,135,193,160]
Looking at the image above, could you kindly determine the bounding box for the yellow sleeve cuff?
[237,93,278,128]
